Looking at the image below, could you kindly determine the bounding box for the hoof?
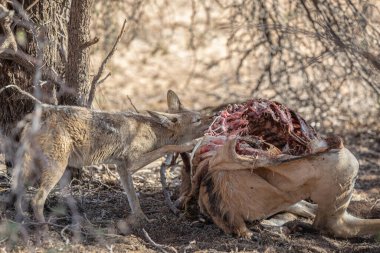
[174,196,186,209]
[284,220,318,234]
[236,228,254,239]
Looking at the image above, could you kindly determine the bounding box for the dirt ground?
[0,1,379,251]
[0,130,379,253]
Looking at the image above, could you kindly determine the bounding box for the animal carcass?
[179,99,380,239]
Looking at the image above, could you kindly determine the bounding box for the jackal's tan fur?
[13,90,209,231]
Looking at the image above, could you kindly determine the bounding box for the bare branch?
[25,0,40,12]
[0,84,43,105]
[127,95,139,113]
[87,19,127,108]
[95,72,111,86]
[0,1,67,94]
[80,36,99,50]
[142,228,177,253]
[0,4,17,53]
[160,153,180,215]
[0,48,66,88]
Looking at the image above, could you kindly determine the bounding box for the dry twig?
[142,228,177,253]
[160,153,180,215]
[0,84,43,105]
[127,95,139,113]
[87,19,127,107]
[80,37,99,50]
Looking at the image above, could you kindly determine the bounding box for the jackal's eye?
[192,117,201,123]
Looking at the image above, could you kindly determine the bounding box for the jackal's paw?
[30,224,51,246]
[117,212,156,234]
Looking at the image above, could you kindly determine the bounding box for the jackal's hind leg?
[11,155,36,221]
[31,161,67,233]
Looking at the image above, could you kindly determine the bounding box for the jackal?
[11,90,209,232]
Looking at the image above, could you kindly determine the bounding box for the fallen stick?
[159,153,180,215]
[142,228,177,253]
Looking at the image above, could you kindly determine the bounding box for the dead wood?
[142,228,177,253]
[87,19,127,107]
[0,85,43,105]
[159,153,180,215]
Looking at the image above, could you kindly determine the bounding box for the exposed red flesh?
[202,99,320,157]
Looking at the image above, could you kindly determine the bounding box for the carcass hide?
[179,99,380,239]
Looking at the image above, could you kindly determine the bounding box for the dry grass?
[0,0,379,252]
[0,131,379,252]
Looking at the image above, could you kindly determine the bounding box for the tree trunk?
[60,0,94,106]
[0,0,68,136]
[0,0,94,178]
[0,0,96,132]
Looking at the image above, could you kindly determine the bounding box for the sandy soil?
[0,1,379,251]
[0,131,379,252]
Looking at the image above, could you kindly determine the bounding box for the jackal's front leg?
[117,165,149,230]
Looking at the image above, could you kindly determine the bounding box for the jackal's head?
[147,90,211,144]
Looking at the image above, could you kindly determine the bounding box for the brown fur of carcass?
[180,134,380,239]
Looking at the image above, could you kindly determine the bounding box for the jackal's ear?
[167,90,184,113]
[147,110,179,128]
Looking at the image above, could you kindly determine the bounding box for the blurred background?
[90,0,379,134]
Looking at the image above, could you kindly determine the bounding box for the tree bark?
[0,0,68,136]
[60,0,94,106]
